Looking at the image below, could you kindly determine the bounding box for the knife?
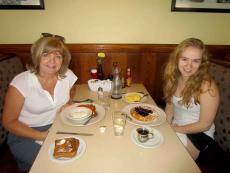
[56,131,94,136]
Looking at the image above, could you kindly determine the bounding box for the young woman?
[2,33,77,172]
[163,38,219,160]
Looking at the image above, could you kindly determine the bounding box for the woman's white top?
[172,96,215,146]
[10,69,77,127]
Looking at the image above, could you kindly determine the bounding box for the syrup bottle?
[97,63,104,80]
[96,52,105,80]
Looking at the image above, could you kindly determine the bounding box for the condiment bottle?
[126,68,132,87]
[96,52,105,80]
[121,77,125,88]
[97,63,104,80]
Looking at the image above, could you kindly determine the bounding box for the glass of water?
[98,89,110,110]
[113,111,126,136]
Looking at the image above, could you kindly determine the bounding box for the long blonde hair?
[163,38,211,107]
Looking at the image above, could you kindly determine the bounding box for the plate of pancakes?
[121,103,166,126]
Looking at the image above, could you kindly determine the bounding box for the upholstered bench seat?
[0,54,24,149]
[196,58,230,173]
[209,59,230,157]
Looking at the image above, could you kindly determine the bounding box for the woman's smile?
[178,46,202,79]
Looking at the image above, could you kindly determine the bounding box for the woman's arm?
[165,102,174,124]
[58,84,77,113]
[2,86,48,141]
[172,80,219,134]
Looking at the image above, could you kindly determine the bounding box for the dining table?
[29,83,201,173]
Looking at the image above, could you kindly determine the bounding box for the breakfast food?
[125,94,141,103]
[53,137,79,159]
[130,106,158,122]
[77,104,97,117]
[69,107,92,119]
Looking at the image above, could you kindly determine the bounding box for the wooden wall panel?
[1,44,230,106]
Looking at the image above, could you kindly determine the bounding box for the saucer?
[131,127,163,149]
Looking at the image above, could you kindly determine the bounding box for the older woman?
[2,33,77,172]
[163,38,219,160]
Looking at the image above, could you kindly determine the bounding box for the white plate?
[131,127,164,149]
[122,92,147,104]
[67,107,92,120]
[60,103,105,126]
[48,136,86,163]
[122,103,166,126]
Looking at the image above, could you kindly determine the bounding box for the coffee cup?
[136,127,154,143]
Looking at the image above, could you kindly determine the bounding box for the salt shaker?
[98,87,104,101]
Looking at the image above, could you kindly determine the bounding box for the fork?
[83,116,93,125]
[133,93,148,102]
[72,98,94,103]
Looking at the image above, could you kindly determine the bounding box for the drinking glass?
[113,111,126,136]
[98,90,110,110]
[90,68,97,79]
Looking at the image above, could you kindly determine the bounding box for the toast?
[53,137,79,159]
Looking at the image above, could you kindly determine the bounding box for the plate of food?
[122,92,148,104]
[131,126,164,149]
[121,103,166,126]
[60,103,105,126]
[48,136,86,163]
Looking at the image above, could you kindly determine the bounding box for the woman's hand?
[40,130,49,141]
[171,123,180,132]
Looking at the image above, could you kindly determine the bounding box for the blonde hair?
[163,38,211,107]
[27,36,71,78]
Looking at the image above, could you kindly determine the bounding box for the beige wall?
[0,0,229,44]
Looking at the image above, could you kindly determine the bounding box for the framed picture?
[0,0,44,9]
[171,0,230,13]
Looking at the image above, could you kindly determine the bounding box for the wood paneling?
[1,44,230,106]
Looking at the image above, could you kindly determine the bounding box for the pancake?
[130,106,158,122]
